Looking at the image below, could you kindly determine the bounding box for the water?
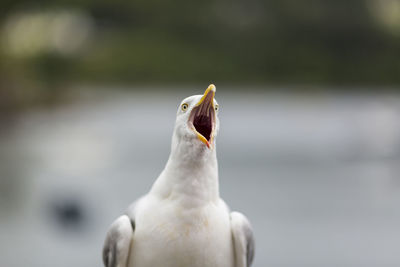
[0,89,399,267]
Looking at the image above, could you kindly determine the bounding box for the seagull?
[103,84,255,267]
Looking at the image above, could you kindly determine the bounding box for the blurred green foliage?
[1,0,400,111]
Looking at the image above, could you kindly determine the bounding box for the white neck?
[150,134,219,207]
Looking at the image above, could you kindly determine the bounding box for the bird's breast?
[128,197,234,267]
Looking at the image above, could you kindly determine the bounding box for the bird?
[102,84,254,267]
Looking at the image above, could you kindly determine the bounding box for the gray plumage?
[103,215,134,267]
[231,211,255,267]
[243,219,255,266]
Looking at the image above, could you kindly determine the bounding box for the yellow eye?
[181,103,188,111]
[214,104,219,111]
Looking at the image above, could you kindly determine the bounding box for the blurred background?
[1,1,400,266]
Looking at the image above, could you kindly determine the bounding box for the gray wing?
[231,211,255,267]
[102,215,134,267]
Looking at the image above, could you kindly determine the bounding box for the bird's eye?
[181,103,188,111]
[214,104,219,111]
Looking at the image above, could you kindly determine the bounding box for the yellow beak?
[195,84,216,108]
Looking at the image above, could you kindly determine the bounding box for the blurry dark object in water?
[51,197,86,231]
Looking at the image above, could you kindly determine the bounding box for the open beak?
[188,84,216,149]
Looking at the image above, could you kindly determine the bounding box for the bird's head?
[173,84,219,150]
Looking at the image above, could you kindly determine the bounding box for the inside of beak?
[188,85,216,147]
